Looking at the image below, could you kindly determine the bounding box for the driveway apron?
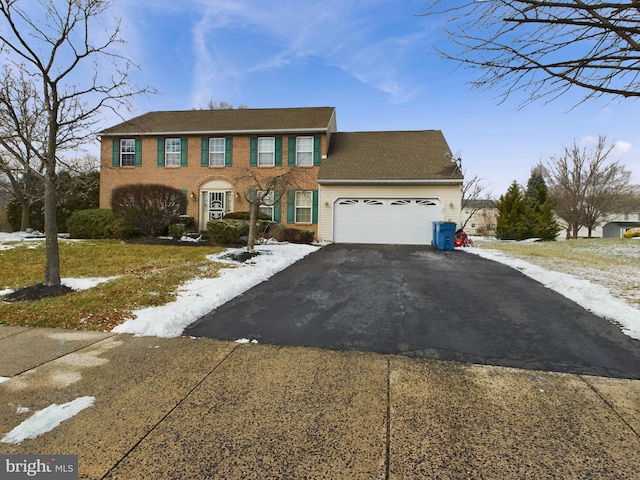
[185,244,640,379]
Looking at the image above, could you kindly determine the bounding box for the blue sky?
[104,0,640,196]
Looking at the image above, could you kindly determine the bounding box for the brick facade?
[100,134,326,236]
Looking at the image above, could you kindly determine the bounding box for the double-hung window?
[165,138,181,167]
[295,191,313,223]
[120,139,135,167]
[258,190,275,220]
[209,138,225,167]
[296,136,313,166]
[258,137,275,166]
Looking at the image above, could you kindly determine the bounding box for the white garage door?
[334,198,442,245]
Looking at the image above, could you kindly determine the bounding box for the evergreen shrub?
[207,219,249,245]
[67,209,136,239]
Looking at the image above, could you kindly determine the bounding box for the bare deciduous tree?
[0,69,47,230]
[544,136,632,238]
[460,171,493,230]
[242,169,295,253]
[205,101,248,110]
[420,1,640,105]
[0,0,153,287]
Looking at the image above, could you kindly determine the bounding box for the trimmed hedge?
[207,219,250,245]
[223,211,271,220]
[273,227,315,244]
[67,209,136,239]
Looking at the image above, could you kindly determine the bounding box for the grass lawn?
[0,239,226,331]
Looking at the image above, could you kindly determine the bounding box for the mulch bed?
[220,251,261,263]
[2,284,74,302]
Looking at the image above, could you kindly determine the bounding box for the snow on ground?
[462,246,640,341]
[61,277,119,291]
[112,243,319,338]
[0,396,95,444]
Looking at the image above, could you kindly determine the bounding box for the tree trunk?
[20,201,30,231]
[247,201,258,253]
[43,168,61,286]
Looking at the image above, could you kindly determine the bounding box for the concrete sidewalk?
[0,326,639,479]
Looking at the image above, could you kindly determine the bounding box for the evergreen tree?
[496,181,528,240]
[536,198,562,241]
[525,168,561,240]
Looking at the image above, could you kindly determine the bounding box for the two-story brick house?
[99,106,463,245]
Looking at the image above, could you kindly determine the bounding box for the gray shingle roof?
[319,131,462,183]
[100,107,336,135]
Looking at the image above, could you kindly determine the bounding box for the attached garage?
[317,130,464,244]
[333,198,442,245]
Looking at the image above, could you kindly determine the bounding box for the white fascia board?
[317,178,464,185]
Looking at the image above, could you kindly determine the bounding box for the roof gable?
[318,131,462,183]
[100,107,337,136]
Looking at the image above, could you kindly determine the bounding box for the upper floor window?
[258,137,275,166]
[120,139,135,167]
[165,138,181,167]
[209,138,225,167]
[296,136,313,166]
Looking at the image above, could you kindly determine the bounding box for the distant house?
[461,199,497,236]
[602,187,640,238]
[98,107,463,245]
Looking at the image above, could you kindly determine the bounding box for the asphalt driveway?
[185,244,640,379]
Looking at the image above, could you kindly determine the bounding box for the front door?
[206,191,226,220]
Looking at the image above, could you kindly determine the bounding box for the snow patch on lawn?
[112,243,318,338]
[62,277,118,290]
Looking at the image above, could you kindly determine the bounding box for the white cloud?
[613,140,632,155]
[182,0,426,105]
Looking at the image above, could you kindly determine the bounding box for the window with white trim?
[165,138,181,167]
[209,138,225,167]
[296,136,313,166]
[258,190,275,220]
[295,191,312,223]
[120,139,135,167]
[258,137,275,166]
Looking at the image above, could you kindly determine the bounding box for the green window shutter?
[225,137,233,166]
[249,189,256,202]
[274,190,281,222]
[134,138,142,167]
[112,139,119,167]
[275,136,282,166]
[157,138,165,167]
[250,137,257,166]
[180,138,188,167]
[201,138,209,167]
[287,190,296,224]
[288,137,296,166]
[312,190,319,224]
[313,136,321,166]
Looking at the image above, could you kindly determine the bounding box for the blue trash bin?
[432,221,456,250]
